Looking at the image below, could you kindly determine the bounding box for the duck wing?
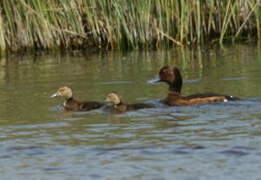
[185,93,239,101]
[80,101,104,111]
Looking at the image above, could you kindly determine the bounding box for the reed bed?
[0,0,260,52]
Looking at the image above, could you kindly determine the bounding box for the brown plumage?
[155,65,239,106]
[51,86,104,111]
[105,92,154,113]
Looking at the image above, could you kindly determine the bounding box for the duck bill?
[147,77,161,84]
[50,92,60,98]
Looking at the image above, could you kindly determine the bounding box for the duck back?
[109,103,155,113]
[185,93,240,101]
[127,103,155,111]
[80,101,104,111]
[165,92,238,106]
[65,98,103,111]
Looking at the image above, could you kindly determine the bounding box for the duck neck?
[66,97,73,101]
[114,101,123,108]
[64,97,74,106]
[166,67,183,93]
[168,81,182,93]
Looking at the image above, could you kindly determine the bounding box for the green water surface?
[0,44,261,179]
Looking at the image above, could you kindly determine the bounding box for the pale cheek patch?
[224,99,228,102]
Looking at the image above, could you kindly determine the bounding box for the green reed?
[0,0,260,52]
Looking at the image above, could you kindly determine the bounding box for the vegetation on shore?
[0,0,260,52]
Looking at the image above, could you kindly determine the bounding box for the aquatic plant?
[0,0,260,52]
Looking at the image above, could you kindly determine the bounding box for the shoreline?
[0,0,260,52]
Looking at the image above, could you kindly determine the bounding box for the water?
[0,44,261,179]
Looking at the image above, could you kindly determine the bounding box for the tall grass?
[0,0,260,52]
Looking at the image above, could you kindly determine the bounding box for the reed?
[0,0,260,52]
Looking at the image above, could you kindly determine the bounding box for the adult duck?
[153,65,239,106]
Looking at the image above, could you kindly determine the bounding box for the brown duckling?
[153,65,239,106]
[105,92,154,113]
[51,86,104,111]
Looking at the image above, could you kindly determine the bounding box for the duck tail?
[225,95,240,101]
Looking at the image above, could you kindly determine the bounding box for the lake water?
[0,44,261,179]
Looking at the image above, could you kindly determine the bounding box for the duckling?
[51,86,104,111]
[105,92,154,113]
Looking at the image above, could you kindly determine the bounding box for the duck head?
[153,65,183,93]
[51,86,73,99]
[105,92,122,105]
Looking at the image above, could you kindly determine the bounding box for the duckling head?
[105,92,121,105]
[51,86,73,99]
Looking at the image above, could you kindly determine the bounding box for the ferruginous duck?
[152,65,239,106]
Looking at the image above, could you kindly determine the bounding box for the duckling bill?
[51,86,104,111]
[105,92,154,113]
